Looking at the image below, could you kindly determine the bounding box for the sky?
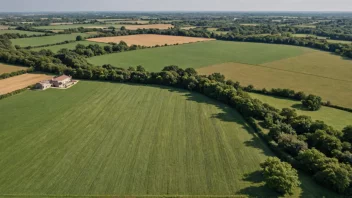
[0,0,351,12]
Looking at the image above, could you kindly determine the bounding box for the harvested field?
[87,34,214,47]
[123,24,173,30]
[0,74,51,95]
[0,63,28,75]
[0,25,9,30]
[0,81,337,197]
[197,62,352,108]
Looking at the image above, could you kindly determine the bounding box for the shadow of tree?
[291,103,310,111]
[239,170,279,198]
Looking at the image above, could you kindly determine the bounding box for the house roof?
[53,75,71,81]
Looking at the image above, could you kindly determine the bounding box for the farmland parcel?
[87,34,215,47]
[0,63,28,74]
[0,74,51,94]
[0,81,337,197]
[11,33,91,47]
[88,41,352,108]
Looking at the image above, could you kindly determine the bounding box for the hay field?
[249,93,352,130]
[32,41,112,53]
[0,81,337,197]
[0,30,45,35]
[123,24,173,30]
[0,63,28,74]
[0,74,51,95]
[50,22,74,25]
[197,62,352,108]
[0,25,9,30]
[88,41,307,71]
[11,33,91,47]
[87,34,214,47]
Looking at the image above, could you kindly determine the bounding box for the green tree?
[342,125,352,143]
[302,94,322,111]
[76,35,83,41]
[260,157,300,195]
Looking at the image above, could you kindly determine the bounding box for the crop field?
[0,30,45,35]
[0,25,9,30]
[0,63,28,74]
[0,81,337,197]
[88,41,307,70]
[11,33,91,47]
[32,41,112,53]
[123,24,174,30]
[0,73,51,95]
[87,40,351,108]
[87,34,214,47]
[292,34,352,44]
[249,93,352,130]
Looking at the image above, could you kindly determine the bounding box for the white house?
[51,75,72,88]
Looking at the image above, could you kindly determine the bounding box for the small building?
[35,80,51,90]
[52,75,72,88]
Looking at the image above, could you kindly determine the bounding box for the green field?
[32,41,112,53]
[292,34,352,44]
[0,81,337,197]
[249,93,352,130]
[88,41,308,71]
[0,30,45,35]
[11,33,91,47]
[35,24,123,30]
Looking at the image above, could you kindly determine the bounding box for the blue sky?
[1,0,351,12]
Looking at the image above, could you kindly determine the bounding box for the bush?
[302,94,322,111]
[260,157,300,195]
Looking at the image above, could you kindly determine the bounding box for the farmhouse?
[52,75,72,88]
[35,75,76,90]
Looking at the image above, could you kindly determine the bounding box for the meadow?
[87,41,307,70]
[0,81,337,197]
[32,41,112,53]
[0,63,27,74]
[292,34,352,44]
[87,40,352,108]
[11,33,91,47]
[0,30,45,35]
[249,92,352,130]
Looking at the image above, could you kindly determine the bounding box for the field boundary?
[0,194,247,197]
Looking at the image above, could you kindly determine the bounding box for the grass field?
[11,33,91,47]
[87,34,214,47]
[0,63,27,74]
[0,73,52,94]
[87,40,351,108]
[88,41,308,71]
[32,41,112,53]
[0,30,45,35]
[0,81,337,197]
[249,93,352,130]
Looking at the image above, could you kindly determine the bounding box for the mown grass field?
[0,63,27,74]
[0,81,337,197]
[88,41,308,71]
[0,30,45,35]
[249,92,352,130]
[32,41,112,53]
[11,33,91,47]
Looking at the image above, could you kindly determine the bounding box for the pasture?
[249,92,352,130]
[32,41,112,53]
[11,33,91,47]
[0,63,28,74]
[292,34,352,44]
[87,34,214,47]
[0,73,51,94]
[87,40,352,108]
[0,30,45,35]
[0,81,337,197]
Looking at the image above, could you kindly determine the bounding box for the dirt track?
[0,74,52,95]
[87,34,214,47]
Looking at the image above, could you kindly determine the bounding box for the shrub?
[260,157,300,195]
